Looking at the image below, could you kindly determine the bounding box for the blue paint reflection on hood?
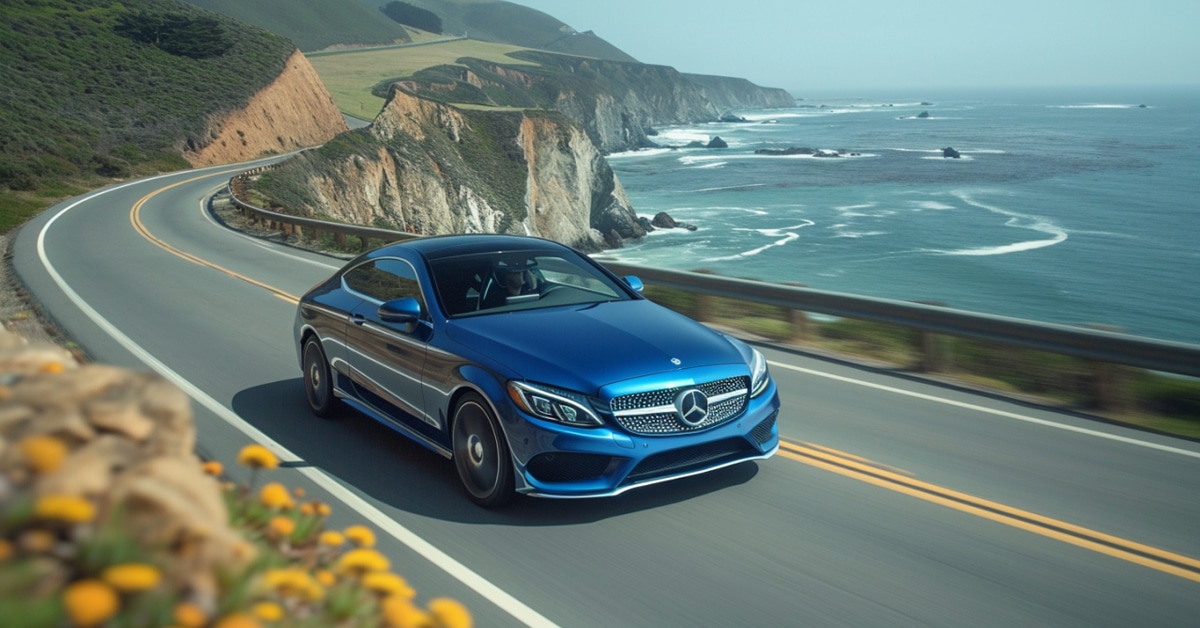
[445,300,745,393]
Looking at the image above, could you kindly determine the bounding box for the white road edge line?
[770,360,1200,460]
[37,173,559,628]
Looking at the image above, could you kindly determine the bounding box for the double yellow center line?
[129,173,300,305]
[781,440,1200,584]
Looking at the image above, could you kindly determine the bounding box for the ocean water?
[598,86,1200,345]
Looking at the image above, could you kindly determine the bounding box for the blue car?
[294,234,779,507]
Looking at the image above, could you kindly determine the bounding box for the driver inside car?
[482,260,540,308]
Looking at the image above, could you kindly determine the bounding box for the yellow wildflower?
[20,434,69,473]
[101,563,162,592]
[202,460,224,476]
[337,548,390,576]
[293,486,306,498]
[362,572,415,599]
[19,529,56,553]
[213,612,263,628]
[34,494,95,523]
[237,444,279,470]
[263,568,324,602]
[259,482,294,510]
[300,502,315,516]
[316,502,331,516]
[253,601,284,622]
[315,569,337,587]
[0,539,13,560]
[344,525,376,548]
[382,597,431,628]
[429,598,473,628]
[63,579,120,627]
[318,530,345,547]
[173,602,209,628]
[267,516,296,540]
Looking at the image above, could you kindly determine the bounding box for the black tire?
[452,392,515,508]
[302,337,336,418]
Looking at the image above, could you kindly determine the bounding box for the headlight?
[750,348,770,398]
[507,381,605,427]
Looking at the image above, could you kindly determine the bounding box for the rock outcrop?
[942,146,962,158]
[256,88,643,251]
[395,51,795,154]
[183,50,348,167]
[0,330,249,600]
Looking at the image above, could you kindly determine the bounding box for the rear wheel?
[452,392,514,508]
[302,337,336,418]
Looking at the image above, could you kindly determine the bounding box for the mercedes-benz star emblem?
[675,389,710,427]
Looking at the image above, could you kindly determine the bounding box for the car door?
[341,257,432,426]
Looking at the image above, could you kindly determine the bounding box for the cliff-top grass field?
[306,39,540,120]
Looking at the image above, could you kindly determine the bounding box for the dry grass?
[306,39,538,120]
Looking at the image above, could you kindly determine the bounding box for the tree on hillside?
[115,12,231,59]
[380,1,442,34]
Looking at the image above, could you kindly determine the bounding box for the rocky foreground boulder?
[0,330,246,601]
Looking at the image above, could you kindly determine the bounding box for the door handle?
[351,313,366,325]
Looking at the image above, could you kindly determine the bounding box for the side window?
[343,258,426,311]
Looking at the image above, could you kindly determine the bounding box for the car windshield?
[428,249,631,317]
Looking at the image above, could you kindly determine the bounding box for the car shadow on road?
[232,380,760,525]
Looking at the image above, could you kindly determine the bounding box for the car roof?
[374,234,574,262]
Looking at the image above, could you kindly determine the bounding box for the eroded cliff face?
[400,51,796,154]
[183,50,347,167]
[262,88,643,251]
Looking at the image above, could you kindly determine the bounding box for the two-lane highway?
[15,162,1200,626]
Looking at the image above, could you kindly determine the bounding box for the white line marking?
[37,172,558,628]
[769,361,1200,460]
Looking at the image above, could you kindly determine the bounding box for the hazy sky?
[508,1,1199,94]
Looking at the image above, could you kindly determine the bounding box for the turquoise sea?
[598,86,1200,345]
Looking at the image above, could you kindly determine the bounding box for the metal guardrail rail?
[226,173,1200,381]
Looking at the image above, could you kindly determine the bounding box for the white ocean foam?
[692,183,767,193]
[833,230,887,239]
[922,155,975,161]
[607,147,675,159]
[1050,104,1141,109]
[928,191,1068,256]
[914,201,956,210]
[701,221,814,261]
[691,161,728,169]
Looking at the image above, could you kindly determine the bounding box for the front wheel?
[452,393,514,508]
[302,337,336,418]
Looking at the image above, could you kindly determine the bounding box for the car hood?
[444,300,745,392]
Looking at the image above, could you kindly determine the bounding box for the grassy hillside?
[0,0,297,232]
[364,0,637,62]
[180,0,412,51]
[307,39,539,120]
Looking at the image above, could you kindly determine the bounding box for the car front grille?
[609,376,749,435]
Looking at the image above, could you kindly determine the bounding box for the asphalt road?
[14,162,1200,627]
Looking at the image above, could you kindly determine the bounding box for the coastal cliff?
[254,88,643,251]
[392,51,795,154]
[183,51,348,167]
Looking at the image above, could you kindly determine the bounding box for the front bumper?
[503,373,781,499]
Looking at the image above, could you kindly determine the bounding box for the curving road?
[14,162,1200,627]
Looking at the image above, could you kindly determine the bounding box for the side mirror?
[623,275,644,293]
[378,297,421,326]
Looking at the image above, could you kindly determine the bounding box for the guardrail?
[225,170,1200,410]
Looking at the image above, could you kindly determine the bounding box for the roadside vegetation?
[0,0,295,232]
